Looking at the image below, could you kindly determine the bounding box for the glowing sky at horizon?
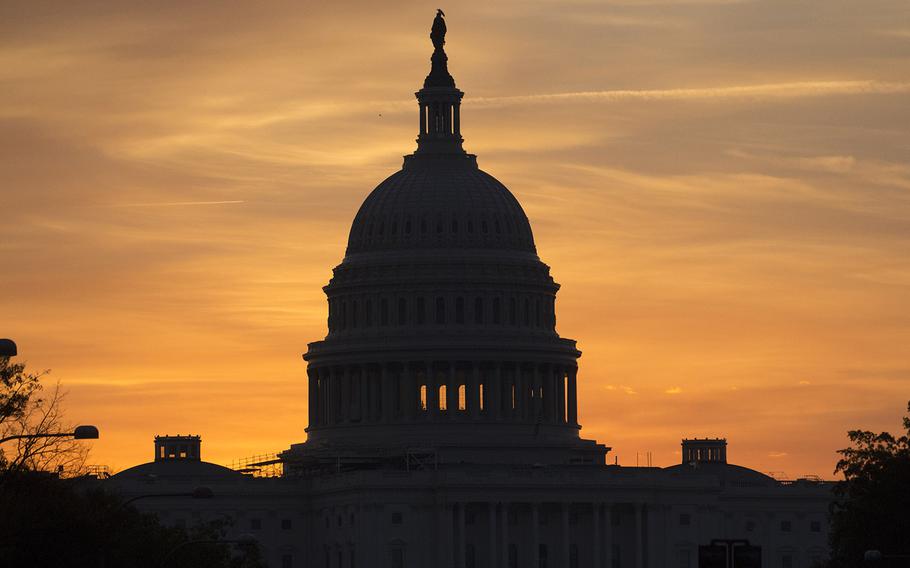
[2,0,909,476]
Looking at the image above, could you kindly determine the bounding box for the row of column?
[420,101,461,137]
[307,362,578,428]
[442,502,645,568]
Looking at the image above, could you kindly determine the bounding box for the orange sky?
[2,0,909,477]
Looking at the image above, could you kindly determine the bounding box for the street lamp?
[0,339,16,357]
[0,424,100,445]
[161,533,257,567]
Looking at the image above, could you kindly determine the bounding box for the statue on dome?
[431,9,446,50]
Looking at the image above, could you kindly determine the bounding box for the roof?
[111,459,244,481]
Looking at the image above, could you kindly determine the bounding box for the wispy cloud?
[111,200,246,208]
[469,81,910,108]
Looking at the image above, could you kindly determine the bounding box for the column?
[453,103,461,135]
[468,364,480,418]
[488,503,497,568]
[418,103,427,134]
[561,503,570,568]
[634,504,643,568]
[427,361,439,419]
[492,363,502,421]
[401,364,414,420]
[500,503,509,568]
[531,503,540,568]
[448,362,458,418]
[381,364,394,423]
[308,370,318,427]
[603,505,613,568]
[357,366,367,422]
[592,503,601,568]
[556,366,566,424]
[567,368,578,426]
[456,503,466,568]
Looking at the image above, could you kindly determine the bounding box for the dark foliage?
[0,469,264,568]
[828,402,910,566]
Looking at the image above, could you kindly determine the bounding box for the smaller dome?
[346,156,536,255]
[111,459,244,480]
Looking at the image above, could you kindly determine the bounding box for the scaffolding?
[228,453,283,478]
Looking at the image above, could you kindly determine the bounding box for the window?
[508,544,518,568]
[458,384,466,411]
[391,512,403,525]
[782,555,793,568]
[810,520,821,532]
[250,518,262,530]
[325,516,329,528]
[416,297,425,324]
[365,299,372,326]
[679,513,691,526]
[746,520,756,532]
[466,544,476,568]
[350,512,355,525]
[493,297,501,324]
[509,297,517,325]
[281,518,293,530]
[455,297,464,324]
[352,300,358,327]
[419,385,427,411]
[439,385,447,411]
[435,297,446,324]
[389,548,404,568]
[466,510,476,525]
[781,520,792,532]
[677,549,691,568]
[281,554,293,568]
[539,544,548,568]
[524,299,530,325]
[337,515,342,527]
[535,299,541,327]
[479,383,485,411]
[569,545,579,568]
[381,299,389,325]
[474,297,483,324]
[611,545,621,568]
[324,547,330,568]
[508,509,518,525]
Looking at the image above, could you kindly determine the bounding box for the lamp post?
[161,533,257,568]
[0,339,16,357]
[0,424,100,445]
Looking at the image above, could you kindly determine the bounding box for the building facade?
[107,13,832,568]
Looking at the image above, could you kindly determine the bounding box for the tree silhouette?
[828,401,910,566]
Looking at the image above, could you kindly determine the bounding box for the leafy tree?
[828,401,910,566]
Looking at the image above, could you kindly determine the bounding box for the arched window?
[455,297,465,324]
[474,297,483,324]
[511,383,517,410]
[419,385,427,411]
[438,385,447,411]
[458,384,466,411]
[435,297,446,324]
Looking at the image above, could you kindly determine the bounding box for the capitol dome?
[287,12,607,468]
[345,157,536,256]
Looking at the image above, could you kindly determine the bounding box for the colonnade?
[439,501,644,568]
[307,361,578,429]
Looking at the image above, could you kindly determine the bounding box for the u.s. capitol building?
[107,13,832,568]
